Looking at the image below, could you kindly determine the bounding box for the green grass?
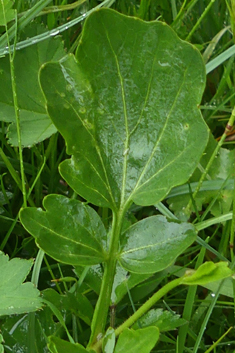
[0,0,235,352]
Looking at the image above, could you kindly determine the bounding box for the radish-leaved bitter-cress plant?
[1,6,234,353]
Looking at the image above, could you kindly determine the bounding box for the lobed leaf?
[0,251,42,316]
[20,194,107,266]
[39,8,209,210]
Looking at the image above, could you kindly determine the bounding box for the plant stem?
[91,277,182,353]
[87,209,125,349]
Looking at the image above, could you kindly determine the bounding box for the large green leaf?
[0,251,42,316]
[39,8,208,210]
[20,195,107,266]
[118,215,197,274]
[0,23,65,147]
[114,327,159,353]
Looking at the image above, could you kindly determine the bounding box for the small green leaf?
[39,8,208,210]
[102,327,115,353]
[0,251,42,316]
[0,23,65,147]
[118,216,197,274]
[167,265,235,298]
[181,261,233,285]
[114,327,159,353]
[48,336,88,353]
[132,309,186,331]
[20,195,107,266]
[0,0,14,26]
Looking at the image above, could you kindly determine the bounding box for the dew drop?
[50,29,60,37]
[158,61,170,67]
[60,92,65,98]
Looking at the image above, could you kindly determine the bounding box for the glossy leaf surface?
[0,23,65,146]
[39,8,208,210]
[20,195,107,265]
[118,216,197,274]
[0,251,42,316]
[114,327,159,353]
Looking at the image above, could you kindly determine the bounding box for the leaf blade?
[20,195,107,266]
[0,252,42,316]
[118,215,197,274]
[39,8,209,209]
